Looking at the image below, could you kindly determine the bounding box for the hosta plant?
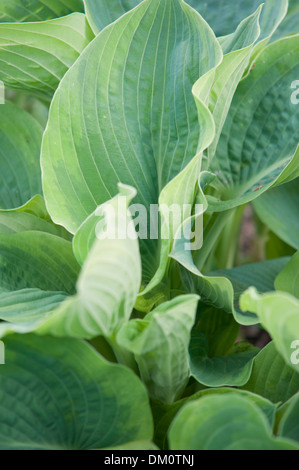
[0,0,298,451]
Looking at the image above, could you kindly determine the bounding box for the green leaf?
[41,0,222,283]
[254,178,299,251]
[168,393,298,450]
[0,13,94,99]
[36,186,142,340]
[241,342,299,403]
[0,231,79,294]
[0,289,67,324]
[201,7,262,165]
[84,0,140,34]
[275,252,299,298]
[276,392,299,444]
[173,225,289,324]
[137,5,262,294]
[205,35,299,211]
[153,387,277,450]
[0,230,77,334]
[240,288,299,372]
[0,195,71,239]
[117,295,199,404]
[85,0,287,41]
[0,102,43,210]
[273,0,299,40]
[0,0,84,22]
[0,334,153,450]
[190,0,288,40]
[104,441,159,450]
[189,306,259,386]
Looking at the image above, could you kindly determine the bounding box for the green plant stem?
[194,210,234,272]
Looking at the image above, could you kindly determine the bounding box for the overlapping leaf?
[41,0,223,284]
[254,178,299,251]
[204,35,299,211]
[168,393,298,450]
[0,102,43,210]
[153,387,278,449]
[0,0,84,22]
[241,290,299,372]
[84,0,287,40]
[275,251,299,298]
[117,295,199,404]
[189,306,259,386]
[0,186,141,341]
[241,342,299,403]
[276,392,299,444]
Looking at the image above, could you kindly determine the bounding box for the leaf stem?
[194,209,234,272]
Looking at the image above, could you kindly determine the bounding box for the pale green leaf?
[153,387,277,449]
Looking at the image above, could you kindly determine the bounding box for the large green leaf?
[0,0,84,22]
[0,230,78,335]
[254,178,299,251]
[84,0,287,40]
[117,295,199,404]
[41,0,223,282]
[275,252,299,298]
[204,35,299,211]
[0,102,43,210]
[273,0,299,40]
[189,306,259,386]
[173,230,290,324]
[0,195,71,239]
[168,393,298,450]
[0,13,94,98]
[241,289,299,372]
[276,392,299,444]
[153,387,277,450]
[0,188,141,342]
[189,0,288,40]
[0,334,153,450]
[241,342,299,403]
